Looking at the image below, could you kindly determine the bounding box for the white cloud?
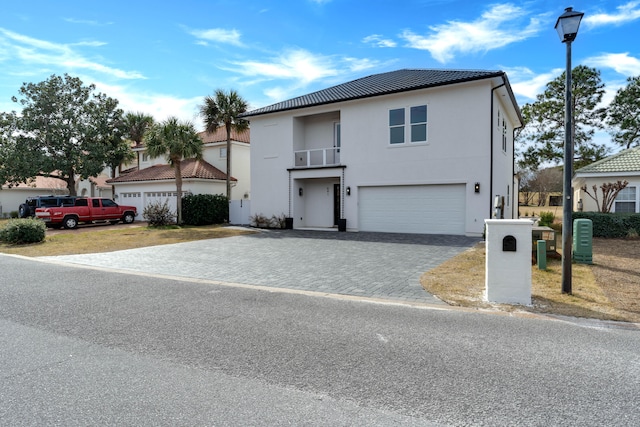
[222,48,384,104]
[584,1,640,27]
[227,49,339,85]
[584,52,640,77]
[189,28,244,47]
[504,66,563,101]
[0,28,144,80]
[362,34,397,48]
[400,4,543,63]
[94,81,203,127]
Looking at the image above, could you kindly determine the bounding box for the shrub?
[10,211,18,219]
[181,194,228,226]
[270,213,287,229]
[250,213,270,228]
[143,200,176,227]
[573,212,640,238]
[0,218,46,244]
[538,211,555,227]
[250,213,287,229]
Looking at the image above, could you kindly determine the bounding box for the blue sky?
[1,0,639,141]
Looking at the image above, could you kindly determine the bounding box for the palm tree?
[199,89,249,203]
[144,117,203,224]
[105,112,153,197]
[123,111,154,167]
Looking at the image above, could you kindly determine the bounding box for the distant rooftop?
[576,146,640,174]
[243,68,506,117]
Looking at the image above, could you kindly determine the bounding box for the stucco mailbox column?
[485,219,533,305]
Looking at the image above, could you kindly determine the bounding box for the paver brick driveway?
[42,229,480,304]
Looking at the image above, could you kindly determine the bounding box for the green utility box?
[573,219,593,264]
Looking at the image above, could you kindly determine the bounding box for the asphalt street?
[1,254,639,426]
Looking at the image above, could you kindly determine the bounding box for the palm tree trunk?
[175,161,183,224]
[226,125,232,203]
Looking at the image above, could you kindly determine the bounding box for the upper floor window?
[502,119,507,152]
[389,105,427,145]
[614,186,637,213]
[142,153,149,162]
[220,147,227,158]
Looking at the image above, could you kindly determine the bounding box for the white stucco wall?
[249,78,519,235]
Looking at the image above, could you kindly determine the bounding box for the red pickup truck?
[35,197,138,229]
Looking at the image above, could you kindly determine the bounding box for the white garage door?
[358,184,466,234]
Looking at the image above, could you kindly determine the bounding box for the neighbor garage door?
[358,184,466,235]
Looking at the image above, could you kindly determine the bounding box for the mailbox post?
[485,219,533,305]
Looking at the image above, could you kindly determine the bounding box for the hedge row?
[181,194,228,226]
[572,212,640,238]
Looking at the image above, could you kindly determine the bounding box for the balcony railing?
[293,147,341,168]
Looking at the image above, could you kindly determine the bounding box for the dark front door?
[333,184,340,226]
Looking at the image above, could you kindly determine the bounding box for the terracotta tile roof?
[89,174,112,189]
[107,158,236,183]
[198,128,250,144]
[242,68,506,117]
[576,146,640,174]
[2,175,68,191]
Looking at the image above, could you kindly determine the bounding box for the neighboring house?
[107,129,250,216]
[243,69,522,236]
[77,174,113,199]
[0,176,68,217]
[573,146,640,213]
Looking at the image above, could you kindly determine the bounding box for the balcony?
[293,147,341,168]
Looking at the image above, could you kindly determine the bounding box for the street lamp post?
[555,7,584,295]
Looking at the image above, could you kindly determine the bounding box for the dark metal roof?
[243,69,505,117]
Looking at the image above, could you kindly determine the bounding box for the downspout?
[490,82,506,219]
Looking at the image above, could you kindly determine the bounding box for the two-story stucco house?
[243,69,522,236]
[107,128,250,216]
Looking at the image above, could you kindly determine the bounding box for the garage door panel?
[359,185,465,235]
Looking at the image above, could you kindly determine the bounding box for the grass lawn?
[0,221,254,257]
[421,237,640,323]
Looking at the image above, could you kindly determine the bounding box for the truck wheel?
[123,212,135,224]
[18,204,30,218]
[63,216,78,229]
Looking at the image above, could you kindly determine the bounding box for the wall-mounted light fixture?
[299,188,303,197]
[474,182,480,193]
[346,186,351,196]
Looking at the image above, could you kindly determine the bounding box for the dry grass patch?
[421,238,640,323]
[0,223,254,257]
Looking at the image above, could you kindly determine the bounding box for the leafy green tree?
[607,75,640,150]
[144,117,202,224]
[0,74,124,195]
[199,89,249,202]
[517,65,609,170]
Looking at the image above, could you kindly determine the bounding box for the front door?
[333,184,340,226]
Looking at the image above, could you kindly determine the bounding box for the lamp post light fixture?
[555,7,584,295]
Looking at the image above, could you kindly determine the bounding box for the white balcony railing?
[293,147,341,168]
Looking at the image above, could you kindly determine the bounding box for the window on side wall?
[614,186,637,213]
[389,105,427,145]
[220,147,227,158]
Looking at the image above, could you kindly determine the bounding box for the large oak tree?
[0,74,127,195]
